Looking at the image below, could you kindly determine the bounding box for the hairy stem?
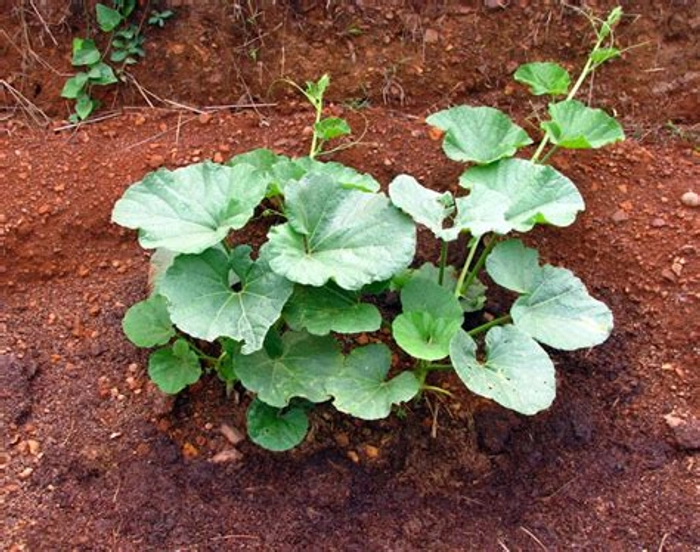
[454,235,480,299]
[461,235,496,296]
[468,314,512,337]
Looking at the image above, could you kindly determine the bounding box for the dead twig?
[520,526,549,551]
[1,79,51,127]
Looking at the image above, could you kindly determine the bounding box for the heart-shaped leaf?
[71,38,100,66]
[328,344,419,420]
[314,117,351,141]
[458,158,584,234]
[389,174,459,241]
[426,106,533,164]
[449,326,555,415]
[111,161,267,254]
[87,62,118,85]
[541,100,624,149]
[514,62,571,96]
[159,245,293,354]
[511,265,614,350]
[122,294,174,347]
[266,174,415,290]
[96,3,123,32]
[235,332,343,407]
[485,239,541,294]
[61,73,89,99]
[292,157,380,192]
[284,283,381,335]
[246,398,309,452]
[148,339,202,394]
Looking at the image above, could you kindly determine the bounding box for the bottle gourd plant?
[112,9,625,451]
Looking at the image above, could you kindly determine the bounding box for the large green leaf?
[388,174,459,241]
[284,283,381,335]
[392,278,463,360]
[426,106,533,165]
[111,161,267,254]
[246,398,309,452]
[266,175,416,290]
[235,332,343,408]
[458,158,584,234]
[485,239,540,294]
[159,246,293,354]
[541,100,625,149]
[449,327,555,415]
[514,62,571,96]
[148,339,202,394]
[511,265,613,350]
[328,344,419,420]
[122,294,174,347]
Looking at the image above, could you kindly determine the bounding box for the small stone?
[301,126,314,137]
[423,28,439,44]
[650,218,666,228]
[134,114,146,126]
[661,269,676,282]
[611,210,629,223]
[363,444,380,459]
[18,467,33,480]
[170,43,186,55]
[37,204,51,215]
[220,423,245,446]
[198,113,213,125]
[147,154,165,169]
[680,191,699,207]
[334,432,350,448]
[213,152,224,164]
[26,440,40,456]
[347,450,360,463]
[210,448,244,464]
[665,414,700,450]
[182,442,199,459]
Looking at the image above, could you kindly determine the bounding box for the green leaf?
[246,399,309,452]
[71,38,100,66]
[159,246,293,354]
[75,94,96,120]
[590,47,621,65]
[460,278,488,313]
[235,332,343,408]
[148,339,202,394]
[284,283,381,335]
[485,239,541,294]
[61,73,89,99]
[449,327,555,415]
[511,265,613,350]
[598,7,623,40]
[541,100,625,149]
[426,106,533,164]
[122,294,174,347]
[393,312,463,361]
[96,3,123,32]
[514,62,571,96]
[292,157,380,192]
[327,344,419,420]
[388,174,459,241]
[314,117,351,141]
[266,174,415,290]
[111,161,267,254]
[393,278,463,360]
[305,74,330,103]
[87,62,118,85]
[458,158,584,234]
[148,248,176,295]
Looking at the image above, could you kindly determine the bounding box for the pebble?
[680,191,699,207]
[220,423,245,446]
[18,467,33,480]
[650,218,666,228]
[210,448,243,464]
[664,414,700,450]
[198,113,213,125]
[147,154,166,169]
[423,28,440,44]
[611,210,629,223]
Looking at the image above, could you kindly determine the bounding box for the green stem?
[454,235,480,299]
[186,340,220,363]
[461,236,496,296]
[421,384,453,398]
[309,100,322,158]
[531,134,550,163]
[539,145,560,165]
[438,240,448,286]
[468,314,512,337]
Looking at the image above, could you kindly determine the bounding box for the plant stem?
[531,134,550,163]
[309,99,322,158]
[539,145,559,165]
[461,235,496,295]
[438,240,448,286]
[187,340,220,363]
[421,384,453,398]
[468,314,512,337]
[454,235,480,299]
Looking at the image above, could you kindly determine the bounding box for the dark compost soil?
[1,2,699,550]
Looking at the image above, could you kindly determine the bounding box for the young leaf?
[266,174,416,290]
[284,283,381,336]
[61,73,89,99]
[87,62,118,85]
[511,265,614,350]
[514,62,571,96]
[71,38,101,66]
[148,339,202,394]
[449,327,555,416]
[159,246,293,355]
[314,117,351,141]
[458,158,584,234]
[75,94,96,120]
[122,294,174,347]
[541,100,625,149]
[590,47,621,66]
[388,174,459,241]
[485,239,541,294]
[111,161,267,254]
[400,275,462,319]
[327,344,419,420]
[235,332,343,408]
[96,3,123,32]
[246,399,309,452]
[426,106,533,165]
[292,157,380,192]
